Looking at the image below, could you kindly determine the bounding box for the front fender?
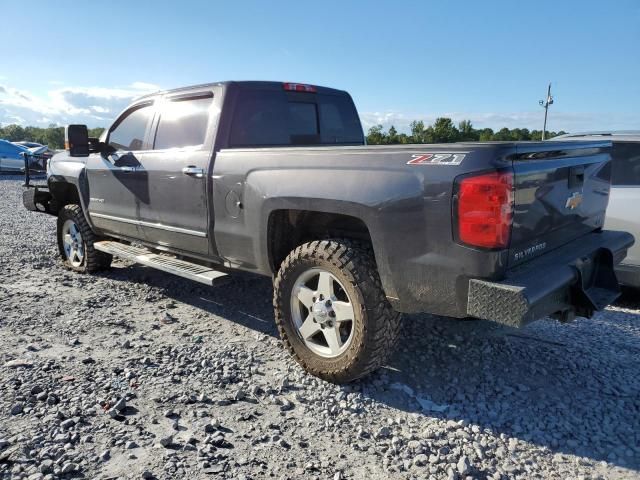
[48,153,94,228]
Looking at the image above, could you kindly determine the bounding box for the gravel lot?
[1,174,639,480]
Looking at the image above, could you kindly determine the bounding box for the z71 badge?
[407,153,466,165]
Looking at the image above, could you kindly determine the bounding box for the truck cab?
[56,82,364,263]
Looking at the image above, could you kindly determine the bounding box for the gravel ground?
[1,174,639,480]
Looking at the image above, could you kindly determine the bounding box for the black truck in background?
[23,81,634,382]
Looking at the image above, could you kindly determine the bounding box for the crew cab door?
[133,91,216,256]
[86,102,155,240]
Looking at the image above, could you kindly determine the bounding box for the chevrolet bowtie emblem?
[565,191,583,210]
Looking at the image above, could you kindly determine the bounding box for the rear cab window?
[611,141,640,186]
[229,86,364,147]
[153,94,214,150]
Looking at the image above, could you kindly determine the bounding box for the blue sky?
[1,0,639,133]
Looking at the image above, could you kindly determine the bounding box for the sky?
[1,0,639,134]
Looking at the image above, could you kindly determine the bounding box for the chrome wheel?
[290,268,356,358]
[62,219,85,268]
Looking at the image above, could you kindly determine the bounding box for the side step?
[94,241,228,286]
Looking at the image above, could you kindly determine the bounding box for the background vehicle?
[13,141,45,149]
[22,81,634,382]
[553,131,640,288]
[0,140,52,173]
[0,139,29,172]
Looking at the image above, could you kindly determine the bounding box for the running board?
[94,241,228,286]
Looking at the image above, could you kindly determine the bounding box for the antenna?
[538,83,554,140]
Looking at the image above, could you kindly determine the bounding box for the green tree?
[366,124,386,145]
[2,124,26,141]
[386,125,398,144]
[410,120,426,143]
[43,126,65,149]
[478,128,494,142]
[457,120,477,141]
[432,117,459,143]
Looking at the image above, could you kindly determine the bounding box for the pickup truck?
[22,81,634,382]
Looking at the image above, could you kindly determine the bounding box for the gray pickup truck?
[23,81,634,382]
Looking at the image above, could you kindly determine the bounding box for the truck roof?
[136,81,349,101]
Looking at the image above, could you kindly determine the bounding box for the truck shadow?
[100,264,640,472]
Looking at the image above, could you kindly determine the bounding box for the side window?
[611,142,640,186]
[153,95,213,150]
[108,104,153,151]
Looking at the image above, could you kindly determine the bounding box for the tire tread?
[273,238,402,382]
[57,204,112,273]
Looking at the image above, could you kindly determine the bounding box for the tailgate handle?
[568,165,585,188]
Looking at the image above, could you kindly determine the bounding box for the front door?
[86,102,154,240]
[133,92,215,256]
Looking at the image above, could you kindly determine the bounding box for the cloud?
[360,110,640,134]
[0,82,160,127]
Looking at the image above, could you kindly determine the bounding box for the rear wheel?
[273,239,402,383]
[56,204,112,273]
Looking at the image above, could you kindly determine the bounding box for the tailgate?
[508,141,612,267]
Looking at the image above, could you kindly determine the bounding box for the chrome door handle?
[182,166,204,178]
[119,166,136,172]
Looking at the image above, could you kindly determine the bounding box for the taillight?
[457,171,514,249]
[283,82,317,93]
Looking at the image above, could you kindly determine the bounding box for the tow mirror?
[65,124,89,157]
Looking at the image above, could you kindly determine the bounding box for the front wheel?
[273,239,402,383]
[56,204,112,273]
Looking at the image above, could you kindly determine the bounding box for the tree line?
[0,124,105,150]
[366,118,566,144]
[1,118,565,149]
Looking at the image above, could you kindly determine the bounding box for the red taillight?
[283,82,317,93]
[457,171,514,249]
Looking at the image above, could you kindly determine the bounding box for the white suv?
[554,132,640,288]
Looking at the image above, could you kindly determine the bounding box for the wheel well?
[49,182,80,213]
[268,210,373,272]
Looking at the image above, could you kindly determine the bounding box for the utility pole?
[538,83,554,140]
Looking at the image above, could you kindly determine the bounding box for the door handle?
[182,166,204,178]
[119,166,136,173]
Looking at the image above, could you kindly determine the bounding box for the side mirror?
[65,124,89,157]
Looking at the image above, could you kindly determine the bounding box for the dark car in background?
[554,131,640,288]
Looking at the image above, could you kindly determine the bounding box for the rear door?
[508,141,612,267]
[134,91,217,256]
[606,141,640,267]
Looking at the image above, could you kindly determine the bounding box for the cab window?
[153,95,213,150]
[108,104,153,151]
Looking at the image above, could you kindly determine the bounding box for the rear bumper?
[467,230,635,327]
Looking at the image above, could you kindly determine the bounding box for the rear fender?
[244,168,426,300]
